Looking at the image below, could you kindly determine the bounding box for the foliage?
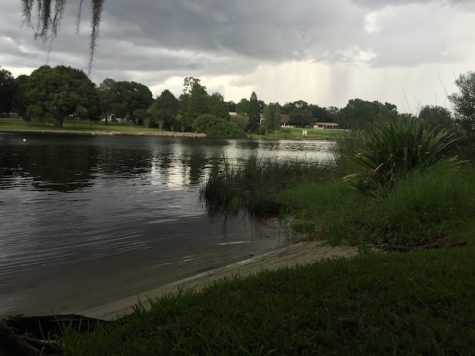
[202,158,332,217]
[21,0,105,72]
[97,79,153,123]
[449,71,475,136]
[247,92,261,132]
[0,67,17,114]
[16,65,100,127]
[286,100,313,127]
[338,99,398,130]
[230,113,249,131]
[344,118,463,191]
[206,93,229,119]
[277,163,475,245]
[147,90,179,130]
[235,98,250,114]
[418,105,456,130]
[192,114,245,139]
[262,103,281,134]
[178,77,209,131]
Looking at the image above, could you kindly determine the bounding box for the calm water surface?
[0,133,334,316]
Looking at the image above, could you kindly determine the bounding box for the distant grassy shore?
[0,118,343,140]
[252,127,346,140]
[0,119,206,138]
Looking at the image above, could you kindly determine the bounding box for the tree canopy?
[97,79,153,124]
[418,105,455,130]
[0,67,17,114]
[338,99,398,130]
[147,90,179,130]
[247,92,261,132]
[449,72,475,136]
[16,65,100,127]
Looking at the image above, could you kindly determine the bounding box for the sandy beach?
[79,241,358,320]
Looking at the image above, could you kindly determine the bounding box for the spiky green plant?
[344,118,464,192]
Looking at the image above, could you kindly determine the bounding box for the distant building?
[313,122,339,130]
[229,112,238,117]
[281,114,290,127]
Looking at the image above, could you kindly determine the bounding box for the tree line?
[1,65,474,137]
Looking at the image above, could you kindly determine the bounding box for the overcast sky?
[1,0,474,112]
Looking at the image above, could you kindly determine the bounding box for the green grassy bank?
[0,119,204,137]
[0,118,342,140]
[252,127,346,140]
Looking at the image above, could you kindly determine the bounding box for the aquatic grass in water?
[201,157,334,217]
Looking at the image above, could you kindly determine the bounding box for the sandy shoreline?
[79,241,358,320]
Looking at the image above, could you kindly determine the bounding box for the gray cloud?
[0,0,473,95]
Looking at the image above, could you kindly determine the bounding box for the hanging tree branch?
[88,0,105,73]
[21,0,105,74]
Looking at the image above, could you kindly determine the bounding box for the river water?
[0,133,334,317]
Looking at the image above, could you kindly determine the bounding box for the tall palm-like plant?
[345,118,463,191]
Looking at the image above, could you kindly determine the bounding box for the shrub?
[344,118,463,192]
[193,114,246,139]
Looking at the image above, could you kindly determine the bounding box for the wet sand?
[79,241,358,320]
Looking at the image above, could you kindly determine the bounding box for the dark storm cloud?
[0,0,473,86]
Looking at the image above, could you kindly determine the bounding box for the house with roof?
[281,114,291,127]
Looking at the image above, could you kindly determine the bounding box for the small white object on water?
[23,138,27,142]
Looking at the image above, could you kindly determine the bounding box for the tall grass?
[276,162,475,246]
[201,157,333,217]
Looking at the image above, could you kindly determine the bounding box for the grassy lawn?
[0,118,165,135]
[253,127,347,140]
[0,119,347,140]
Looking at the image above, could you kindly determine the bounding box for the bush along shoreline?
[3,119,475,354]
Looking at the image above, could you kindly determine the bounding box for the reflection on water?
[0,133,334,316]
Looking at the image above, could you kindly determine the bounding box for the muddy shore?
[80,241,358,320]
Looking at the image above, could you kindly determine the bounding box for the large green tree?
[206,93,229,119]
[338,99,398,130]
[0,67,17,114]
[247,92,261,132]
[148,89,179,130]
[449,72,475,136]
[236,98,250,114]
[418,105,455,130]
[178,77,209,131]
[18,65,100,127]
[262,103,281,134]
[97,79,153,124]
